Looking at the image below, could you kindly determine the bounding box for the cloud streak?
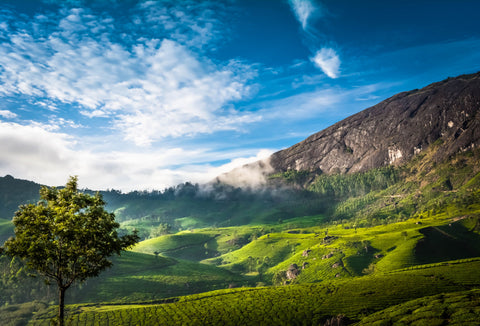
[287,1,341,79]
[288,0,317,30]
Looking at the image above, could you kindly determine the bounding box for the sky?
[0,0,479,191]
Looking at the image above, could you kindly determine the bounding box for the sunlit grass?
[30,260,480,325]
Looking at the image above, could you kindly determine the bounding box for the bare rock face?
[268,72,480,175]
[286,264,300,280]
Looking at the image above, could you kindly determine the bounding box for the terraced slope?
[29,260,480,325]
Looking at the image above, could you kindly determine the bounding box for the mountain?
[221,72,480,184]
[2,73,480,324]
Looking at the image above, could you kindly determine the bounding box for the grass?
[68,251,254,304]
[0,301,48,326]
[199,211,469,281]
[29,259,480,325]
[132,232,215,260]
[356,288,480,325]
[118,208,480,295]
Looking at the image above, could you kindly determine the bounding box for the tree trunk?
[58,286,66,326]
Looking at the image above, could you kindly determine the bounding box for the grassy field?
[29,259,480,325]
[23,209,476,325]
[356,288,480,325]
[198,211,480,281]
[69,251,254,304]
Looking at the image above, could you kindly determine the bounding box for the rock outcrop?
[259,72,480,176]
[286,264,300,280]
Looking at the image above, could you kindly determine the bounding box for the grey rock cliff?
[268,72,480,175]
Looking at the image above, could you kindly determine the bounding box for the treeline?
[308,166,401,198]
[103,181,300,202]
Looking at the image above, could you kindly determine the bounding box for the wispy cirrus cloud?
[288,0,318,30]
[287,0,341,79]
[0,6,257,146]
[137,0,227,50]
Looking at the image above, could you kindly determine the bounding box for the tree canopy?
[1,176,139,325]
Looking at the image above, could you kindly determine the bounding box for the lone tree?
[1,176,139,326]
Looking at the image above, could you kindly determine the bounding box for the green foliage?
[3,176,139,286]
[0,301,48,326]
[0,255,56,306]
[1,176,139,325]
[70,251,253,304]
[149,223,172,238]
[415,222,480,265]
[133,232,217,260]
[269,169,313,186]
[0,175,40,220]
[309,166,400,198]
[0,218,14,245]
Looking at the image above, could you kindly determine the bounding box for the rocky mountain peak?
[217,72,480,186]
[268,72,480,175]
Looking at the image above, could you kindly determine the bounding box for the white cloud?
[211,149,273,177]
[289,0,317,30]
[254,82,392,127]
[138,0,225,50]
[0,121,270,191]
[0,110,17,119]
[0,122,77,184]
[0,7,256,146]
[311,47,340,78]
[260,88,341,120]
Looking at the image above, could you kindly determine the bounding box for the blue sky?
[0,0,479,191]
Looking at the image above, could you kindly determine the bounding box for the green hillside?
[70,251,253,304]
[28,260,480,325]
[0,218,13,244]
[1,146,480,325]
[356,289,480,325]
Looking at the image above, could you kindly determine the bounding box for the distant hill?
[0,175,41,220]
[0,175,42,243]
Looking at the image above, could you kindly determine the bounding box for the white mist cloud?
[311,47,340,78]
[289,0,317,30]
[0,120,272,191]
[214,150,274,188]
